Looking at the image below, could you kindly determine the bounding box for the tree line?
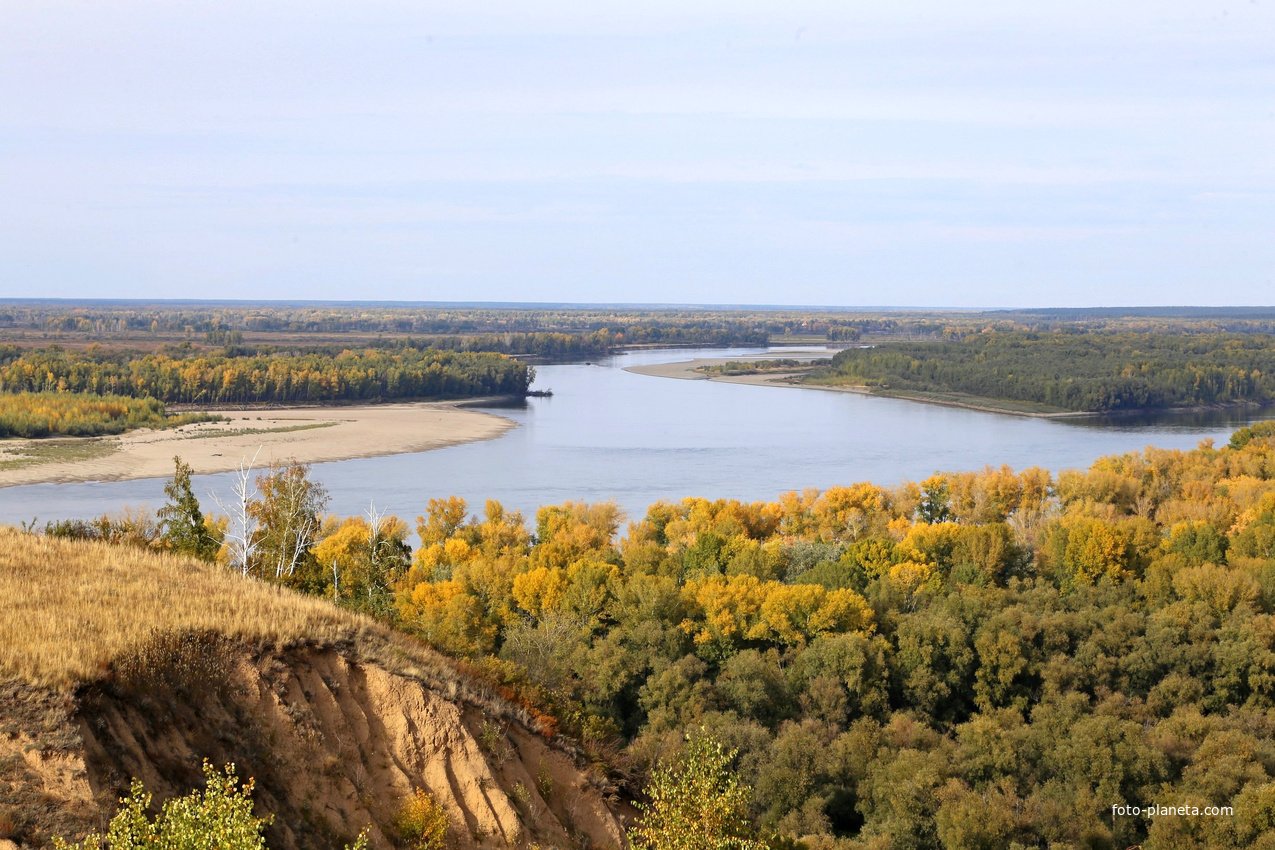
[0,302,984,351]
[810,331,1275,412]
[12,303,1275,360]
[0,345,531,404]
[39,419,1275,848]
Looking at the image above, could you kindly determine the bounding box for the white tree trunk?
[211,447,261,577]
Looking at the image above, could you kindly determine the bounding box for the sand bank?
[625,355,824,385]
[0,401,515,487]
[624,350,835,381]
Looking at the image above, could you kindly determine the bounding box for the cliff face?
[4,644,625,849]
[0,530,627,849]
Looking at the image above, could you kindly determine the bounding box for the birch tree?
[211,448,261,577]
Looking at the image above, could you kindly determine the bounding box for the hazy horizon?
[6,297,1275,315]
[3,2,1272,306]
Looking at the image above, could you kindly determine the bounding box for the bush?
[53,762,270,850]
[53,763,370,850]
[395,789,449,850]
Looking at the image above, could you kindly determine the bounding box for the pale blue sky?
[2,1,1272,306]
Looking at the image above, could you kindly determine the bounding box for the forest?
[44,420,1275,849]
[809,331,1275,413]
[0,346,531,405]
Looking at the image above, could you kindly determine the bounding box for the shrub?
[535,765,555,802]
[52,762,270,850]
[395,789,449,850]
[52,763,369,850]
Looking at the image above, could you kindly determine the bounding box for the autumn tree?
[629,730,768,850]
[249,460,329,584]
[313,506,410,616]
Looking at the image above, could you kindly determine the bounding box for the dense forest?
[49,420,1275,849]
[810,332,1275,413]
[0,346,531,405]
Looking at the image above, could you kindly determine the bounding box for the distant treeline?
[410,327,769,357]
[209,323,774,354]
[0,303,966,349]
[811,332,1275,412]
[0,346,531,404]
[15,302,1275,366]
[0,391,216,438]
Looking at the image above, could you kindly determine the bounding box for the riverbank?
[0,401,515,487]
[625,357,1086,419]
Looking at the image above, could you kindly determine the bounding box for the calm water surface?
[1,346,1270,527]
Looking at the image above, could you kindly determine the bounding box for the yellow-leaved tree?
[629,731,768,850]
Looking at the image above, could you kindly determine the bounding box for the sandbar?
[624,352,830,385]
[0,401,515,487]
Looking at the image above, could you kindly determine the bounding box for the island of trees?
[28,419,1275,849]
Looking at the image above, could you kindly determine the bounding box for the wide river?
[1,346,1271,528]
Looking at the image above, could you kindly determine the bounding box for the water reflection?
[1058,405,1275,431]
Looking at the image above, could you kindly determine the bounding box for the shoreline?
[0,401,516,488]
[624,358,1091,419]
[627,357,1270,420]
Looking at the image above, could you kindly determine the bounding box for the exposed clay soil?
[1,645,627,849]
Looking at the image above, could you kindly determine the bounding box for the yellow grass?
[0,527,374,687]
[0,527,568,747]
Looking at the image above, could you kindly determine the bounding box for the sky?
[1,1,1272,308]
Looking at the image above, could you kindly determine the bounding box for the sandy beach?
[0,402,515,487]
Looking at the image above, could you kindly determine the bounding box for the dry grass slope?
[0,527,627,848]
[0,527,372,687]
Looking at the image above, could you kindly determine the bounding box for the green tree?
[630,730,768,850]
[157,456,218,560]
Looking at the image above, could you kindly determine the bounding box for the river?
[0,346,1270,528]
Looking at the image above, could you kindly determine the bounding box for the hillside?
[0,529,626,849]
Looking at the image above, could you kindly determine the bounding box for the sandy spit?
[0,401,515,488]
[624,350,836,382]
[625,355,825,384]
